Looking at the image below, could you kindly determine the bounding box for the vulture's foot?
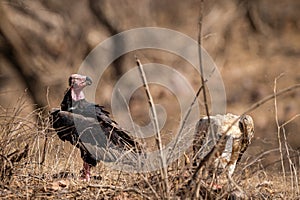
[80,162,91,182]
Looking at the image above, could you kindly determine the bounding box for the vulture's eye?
[239,121,244,133]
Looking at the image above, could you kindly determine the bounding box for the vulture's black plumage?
[51,74,143,181]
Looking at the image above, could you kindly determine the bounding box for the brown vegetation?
[0,0,300,199]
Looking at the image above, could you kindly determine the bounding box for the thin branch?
[186,1,215,194]
[227,175,247,198]
[168,84,205,162]
[240,148,279,172]
[141,174,160,199]
[178,83,206,136]
[280,114,300,127]
[274,75,285,182]
[243,84,300,115]
[198,0,210,123]
[136,57,170,199]
[221,83,300,142]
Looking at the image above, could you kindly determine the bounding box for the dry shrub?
[0,86,300,199]
[0,93,33,185]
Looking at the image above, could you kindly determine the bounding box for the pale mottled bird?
[193,113,254,177]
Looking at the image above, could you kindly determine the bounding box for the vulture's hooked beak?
[85,76,92,86]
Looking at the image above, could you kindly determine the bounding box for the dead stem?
[136,57,170,199]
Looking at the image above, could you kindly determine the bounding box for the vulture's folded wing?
[50,110,141,163]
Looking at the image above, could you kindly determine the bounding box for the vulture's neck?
[71,88,85,101]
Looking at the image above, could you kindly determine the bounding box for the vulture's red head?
[69,74,92,101]
[69,74,92,90]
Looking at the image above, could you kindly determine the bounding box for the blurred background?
[0,0,299,170]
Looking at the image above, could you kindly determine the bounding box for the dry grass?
[0,0,299,198]
[0,84,299,199]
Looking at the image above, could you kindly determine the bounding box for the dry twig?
[198,0,210,124]
[136,57,170,199]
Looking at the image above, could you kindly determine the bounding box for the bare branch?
[198,0,210,123]
[136,57,170,199]
[274,75,286,182]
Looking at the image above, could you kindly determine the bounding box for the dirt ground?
[0,0,300,199]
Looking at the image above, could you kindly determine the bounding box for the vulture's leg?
[80,162,91,181]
